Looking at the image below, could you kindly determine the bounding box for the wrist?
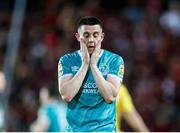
[90,64,97,68]
[82,63,89,69]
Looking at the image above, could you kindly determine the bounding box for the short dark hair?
[77,16,103,31]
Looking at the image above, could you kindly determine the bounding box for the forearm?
[123,111,149,132]
[30,120,49,132]
[60,64,88,102]
[131,111,149,132]
[91,65,118,103]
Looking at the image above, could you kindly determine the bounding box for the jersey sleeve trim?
[108,74,123,82]
[59,73,73,79]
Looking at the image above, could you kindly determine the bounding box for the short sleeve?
[38,107,50,123]
[58,55,72,79]
[118,85,135,113]
[108,56,124,82]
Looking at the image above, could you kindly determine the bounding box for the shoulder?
[103,49,124,62]
[58,50,79,63]
[119,85,129,97]
[39,105,49,114]
[117,85,129,103]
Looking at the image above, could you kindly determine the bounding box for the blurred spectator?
[0,71,6,92]
[0,71,6,131]
[160,1,180,36]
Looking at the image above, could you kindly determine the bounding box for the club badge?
[118,64,124,77]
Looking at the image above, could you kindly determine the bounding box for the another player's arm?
[118,86,149,132]
[58,42,89,102]
[122,110,149,132]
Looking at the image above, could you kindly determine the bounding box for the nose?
[89,35,94,42]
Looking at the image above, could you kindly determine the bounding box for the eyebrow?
[93,32,99,34]
[83,32,89,34]
[83,31,100,34]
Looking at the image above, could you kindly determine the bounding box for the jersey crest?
[118,64,124,77]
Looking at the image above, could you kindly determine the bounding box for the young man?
[58,16,124,132]
[116,84,149,132]
[30,85,67,132]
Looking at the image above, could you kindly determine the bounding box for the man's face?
[76,24,104,54]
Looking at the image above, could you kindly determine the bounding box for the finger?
[81,39,88,49]
[96,40,101,49]
[80,39,89,61]
[94,41,101,53]
[80,39,84,49]
[80,39,87,53]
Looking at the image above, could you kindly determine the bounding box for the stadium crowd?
[0,0,179,131]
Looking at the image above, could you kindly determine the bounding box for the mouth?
[88,46,95,49]
[88,46,95,54]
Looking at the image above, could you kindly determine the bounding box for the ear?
[101,32,105,42]
[75,33,80,42]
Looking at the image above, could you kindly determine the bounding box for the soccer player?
[30,85,67,132]
[116,84,149,132]
[58,16,124,132]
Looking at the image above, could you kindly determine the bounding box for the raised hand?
[90,41,101,67]
[80,39,90,65]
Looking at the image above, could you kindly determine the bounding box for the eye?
[93,32,99,38]
[83,32,90,38]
